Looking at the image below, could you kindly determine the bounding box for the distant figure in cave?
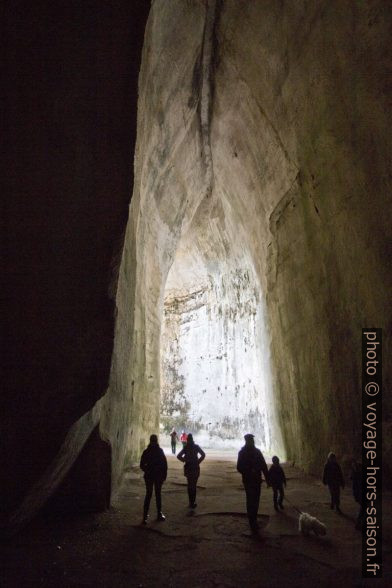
[169,428,179,454]
[268,455,287,511]
[180,430,188,448]
[177,433,205,508]
[237,433,269,534]
[322,452,344,513]
[350,459,363,529]
[140,434,168,524]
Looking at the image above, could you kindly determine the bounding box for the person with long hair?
[140,434,168,524]
[177,433,205,509]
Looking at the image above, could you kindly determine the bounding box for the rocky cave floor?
[2,451,391,587]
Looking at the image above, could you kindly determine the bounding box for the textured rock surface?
[160,240,281,452]
[108,0,392,489]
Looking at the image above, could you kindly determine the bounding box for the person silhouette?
[140,434,168,524]
[268,455,287,511]
[177,433,205,508]
[180,430,188,448]
[237,433,269,534]
[322,452,344,513]
[169,428,179,454]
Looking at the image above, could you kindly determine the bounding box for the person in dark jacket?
[177,433,205,508]
[170,428,179,454]
[237,434,269,533]
[350,459,363,529]
[140,434,168,524]
[322,452,344,513]
[268,455,287,511]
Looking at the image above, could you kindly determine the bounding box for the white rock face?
[161,230,281,453]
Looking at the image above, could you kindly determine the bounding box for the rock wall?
[3,1,150,523]
[102,0,211,489]
[110,0,391,486]
[161,262,280,451]
[213,0,392,472]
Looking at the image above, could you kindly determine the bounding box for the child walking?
[268,456,287,511]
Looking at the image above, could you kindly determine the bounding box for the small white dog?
[298,512,327,536]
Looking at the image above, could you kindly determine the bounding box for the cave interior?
[4,0,391,534]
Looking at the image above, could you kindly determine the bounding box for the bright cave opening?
[159,220,282,454]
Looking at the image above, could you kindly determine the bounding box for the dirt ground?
[1,450,391,587]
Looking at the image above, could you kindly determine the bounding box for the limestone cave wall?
[160,234,280,452]
[108,0,391,486]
